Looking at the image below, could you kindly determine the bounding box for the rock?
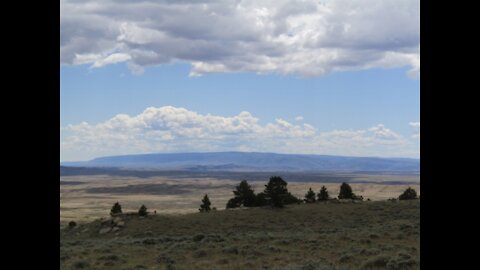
[112,227,120,233]
[99,227,112,234]
[113,217,122,224]
[116,221,125,227]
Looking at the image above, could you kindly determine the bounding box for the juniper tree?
[110,202,122,216]
[304,187,316,203]
[226,197,240,209]
[317,186,330,201]
[227,180,257,208]
[284,193,302,204]
[199,194,211,212]
[264,176,290,207]
[255,192,268,207]
[338,182,355,199]
[138,204,148,216]
[399,187,418,200]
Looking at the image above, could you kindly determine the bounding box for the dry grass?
[60,175,419,225]
[60,200,420,270]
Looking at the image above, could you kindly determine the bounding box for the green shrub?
[399,187,418,200]
[386,252,417,269]
[98,254,120,261]
[304,187,316,203]
[192,250,207,258]
[353,195,364,201]
[110,202,122,216]
[192,234,205,242]
[142,238,155,245]
[199,194,211,212]
[361,255,390,269]
[222,246,239,254]
[73,260,90,269]
[271,259,336,270]
[317,186,329,201]
[138,205,148,216]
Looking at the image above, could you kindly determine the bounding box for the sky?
[60,0,420,162]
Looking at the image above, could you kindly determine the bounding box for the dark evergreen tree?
[338,182,355,199]
[284,192,302,204]
[263,176,290,207]
[304,187,316,203]
[110,202,122,216]
[138,204,148,216]
[68,221,76,228]
[399,187,418,200]
[226,197,240,209]
[317,186,330,201]
[199,194,211,212]
[227,180,257,208]
[255,192,268,207]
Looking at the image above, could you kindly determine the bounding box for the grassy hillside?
[60,200,420,270]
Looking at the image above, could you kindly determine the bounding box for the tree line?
[199,176,418,212]
[106,176,418,215]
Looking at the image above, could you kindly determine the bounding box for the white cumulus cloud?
[91,53,132,68]
[60,0,419,77]
[61,106,419,161]
[409,121,420,139]
[409,122,420,128]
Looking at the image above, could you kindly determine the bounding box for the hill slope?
[61,152,419,172]
[60,200,420,270]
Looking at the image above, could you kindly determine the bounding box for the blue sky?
[61,63,418,133]
[60,0,419,161]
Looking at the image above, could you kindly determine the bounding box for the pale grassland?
[60,174,419,225]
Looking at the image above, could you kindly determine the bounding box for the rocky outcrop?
[98,216,125,235]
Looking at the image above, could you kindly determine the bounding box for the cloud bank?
[61,106,419,161]
[61,0,419,77]
[409,121,420,139]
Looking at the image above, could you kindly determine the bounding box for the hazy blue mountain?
[61,152,419,172]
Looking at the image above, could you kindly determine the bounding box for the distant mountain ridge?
[61,152,419,172]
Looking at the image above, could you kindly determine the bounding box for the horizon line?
[60,150,420,163]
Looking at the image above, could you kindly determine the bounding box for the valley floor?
[60,175,420,225]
